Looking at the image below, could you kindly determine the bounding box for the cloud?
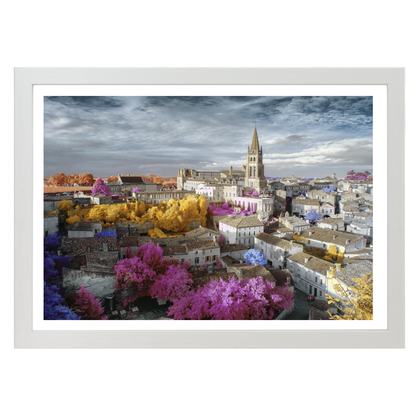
[44,95,373,178]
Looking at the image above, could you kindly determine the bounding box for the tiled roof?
[185,238,219,251]
[220,243,250,252]
[269,269,294,287]
[298,228,364,246]
[288,252,333,275]
[163,246,187,256]
[184,227,220,238]
[292,198,320,206]
[119,236,139,247]
[219,215,264,228]
[118,176,144,184]
[228,264,276,283]
[61,236,118,255]
[254,232,301,250]
[317,218,344,225]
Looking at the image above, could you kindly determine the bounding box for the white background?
[1,1,414,416]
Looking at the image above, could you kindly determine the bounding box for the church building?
[244,126,267,192]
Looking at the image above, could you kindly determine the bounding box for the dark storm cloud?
[44,95,373,178]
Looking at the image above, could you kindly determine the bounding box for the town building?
[44,213,59,237]
[219,215,264,247]
[107,175,162,196]
[291,198,320,216]
[279,215,311,233]
[286,252,333,299]
[162,237,220,266]
[219,243,250,261]
[229,195,274,221]
[254,232,303,269]
[135,190,196,205]
[295,227,367,254]
[184,226,220,240]
[177,168,222,190]
[316,218,345,231]
[195,184,224,201]
[67,221,102,238]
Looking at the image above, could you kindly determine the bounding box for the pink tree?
[114,243,192,307]
[73,285,108,320]
[167,277,294,320]
[91,178,110,196]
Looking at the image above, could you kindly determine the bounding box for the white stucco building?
[219,216,264,247]
[254,232,303,269]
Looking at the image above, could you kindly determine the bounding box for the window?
[195,257,199,264]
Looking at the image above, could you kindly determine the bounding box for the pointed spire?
[251,125,259,151]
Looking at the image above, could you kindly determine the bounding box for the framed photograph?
[15,68,405,348]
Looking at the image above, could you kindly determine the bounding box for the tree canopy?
[243,249,268,266]
[167,277,294,320]
[91,177,110,196]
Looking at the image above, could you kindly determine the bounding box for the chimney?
[308,231,313,235]
[346,239,350,244]
[304,257,309,264]
[333,235,337,240]
[335,263,341,271]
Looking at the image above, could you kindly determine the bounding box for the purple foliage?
[243,249,268,266]
[132,188,142,193]
[44,255,59,281]
[304,209,322,222]
[91,178,110,196]
[44,232,61,252]
[322,186,337,193]
[167,277,294,320]
[96,230,117,237]
[44,283,80,320]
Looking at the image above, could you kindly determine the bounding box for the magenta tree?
[167,277,294,320]
[73,285,107,320]
[91,177,110,196]
[114,243,192,307]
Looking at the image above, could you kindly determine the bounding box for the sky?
[44,95,373,178]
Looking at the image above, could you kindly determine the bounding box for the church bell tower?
[245,125,267,191]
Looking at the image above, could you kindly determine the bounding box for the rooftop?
[61,236,118,255]
[220,243,250,252]
[317,218,344,225]
[254,232,302,250]
[288,252,333,275]
[269,269,294,287]
[292,198,320,206]
[118,176,144,184]
[219,215,264,228]
[184,227,220,238]
[298,227,364,246]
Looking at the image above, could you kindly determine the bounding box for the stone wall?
[63,268,117,300]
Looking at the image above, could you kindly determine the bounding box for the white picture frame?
[15,68,405,348]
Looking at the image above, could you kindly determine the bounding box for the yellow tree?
[326,272,373,320]
[66,215,81,225]
[57,200,74,212]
